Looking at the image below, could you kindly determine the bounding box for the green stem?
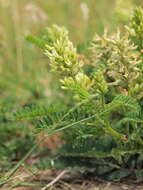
[1,114,97,186]
[105,121,125,140]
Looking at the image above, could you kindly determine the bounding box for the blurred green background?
[0,0,143,170]
[1,0,142,104]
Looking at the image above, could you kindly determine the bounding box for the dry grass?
[1,168,143,190]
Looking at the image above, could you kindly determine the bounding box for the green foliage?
[6,6,143,182]
[10,105,59,120]
[1,1,143,187]
[0,101,35,170]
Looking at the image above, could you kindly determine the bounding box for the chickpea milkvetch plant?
[11,7,143,182]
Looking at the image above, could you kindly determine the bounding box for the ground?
[1,168,143,190]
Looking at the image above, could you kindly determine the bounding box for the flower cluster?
[91,30,143,99]
[128,7,143,50]
[44,25,83,76]
[92,69,108,95]
[60,72,92,99]
[44,25,111,101]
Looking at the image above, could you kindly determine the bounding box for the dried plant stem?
[41,170,67,190]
